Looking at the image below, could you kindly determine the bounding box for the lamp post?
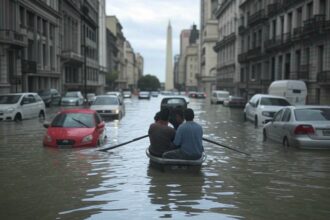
[81,1,88,102]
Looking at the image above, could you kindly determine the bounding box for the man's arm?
[173,126,183,147]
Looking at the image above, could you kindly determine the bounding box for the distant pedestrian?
[163,108,204,160]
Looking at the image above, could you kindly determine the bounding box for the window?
[20,6,25,27]
[27,11,34,30]
[274,109,284,122]
[281,109,291,122]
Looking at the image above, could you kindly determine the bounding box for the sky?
[105,0,200,83]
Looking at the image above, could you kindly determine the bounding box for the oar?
[99,135,149,152]
[202,137,250,156]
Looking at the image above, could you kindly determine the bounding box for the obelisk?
[165,21,174,90]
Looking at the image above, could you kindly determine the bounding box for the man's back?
[148,122,175,157]
[174,121,203,158]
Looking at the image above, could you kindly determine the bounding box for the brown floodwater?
[0,96,330,220]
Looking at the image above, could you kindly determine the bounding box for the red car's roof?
[58,108,96,114]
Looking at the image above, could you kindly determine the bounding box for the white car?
[0,93,46,121]
[90,95,125,120]
[211,90,230,104]
[61,91,84,106]
[263,106,330,149]
[244,94,291,127]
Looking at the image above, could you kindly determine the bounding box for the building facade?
[214,0,240,95]
[199,0,219,95]
[238,0,330,104]
[0,0,61,94]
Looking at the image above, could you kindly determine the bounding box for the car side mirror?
[43,121,50,128]
[97,122,105,129]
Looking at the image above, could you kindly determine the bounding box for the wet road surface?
[1,96,330,219]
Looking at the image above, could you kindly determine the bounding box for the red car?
[43,109,106,148]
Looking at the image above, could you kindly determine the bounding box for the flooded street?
[1,96,330,220]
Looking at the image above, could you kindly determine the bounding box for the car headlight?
[262,111,273,117]
[82,134,93,143]
[45,135,52,143]
[6,108,15,113]
[115,109,119,114]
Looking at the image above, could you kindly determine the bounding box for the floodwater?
[1,96,330,220]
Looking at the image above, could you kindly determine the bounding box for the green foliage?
[138,74,160,91]
[106,70,119,90]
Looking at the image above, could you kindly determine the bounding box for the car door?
[28,95,39,118]
[20,95,34,119]
[270,109,285,142]
[278,108,292,141]
[246,96,257,121]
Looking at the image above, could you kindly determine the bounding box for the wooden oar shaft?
[202,137,250,156]
[99,134,149,152]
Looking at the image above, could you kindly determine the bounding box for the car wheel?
[283,137,289,148]
[39,111,45,120]
[263,129,267,141]
[254,116,258,128]
[14,113,22,122]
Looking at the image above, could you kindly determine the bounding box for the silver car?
[263,106,330,149]
[61,91,84,106]
[90,95,125,120]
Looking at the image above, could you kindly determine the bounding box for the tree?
[138,74,161,91]
[106,70,119,90]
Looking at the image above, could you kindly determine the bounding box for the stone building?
[199,0,218,95]
[125,41,135,90]
[264,0,330,104]
[106,16,126,89]
[214,0,240,95]
[0,0,61,93]
[61,0,83,94]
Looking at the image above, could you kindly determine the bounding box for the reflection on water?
[1,97,330,220]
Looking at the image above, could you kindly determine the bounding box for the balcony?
[317,71,330,84]
[248,9,266,26]
[0,29,27,48]
[264,33,292,52]
[61,50,84,64]
[303,15,326,35]
[283,0,305,9]
[238,47,262,63]
[214,33,236,51]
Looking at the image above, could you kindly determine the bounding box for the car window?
[34,95,43,102]
[162,98,186,105]
[51,113,95,128]
[65,92,78,97]
[27,95,36,103]
[260,97,290,106]
[274,109,284,122]
[0,95,21,104]
[294,108,330,121]
[281,109,291,122]
[93,96,119,105]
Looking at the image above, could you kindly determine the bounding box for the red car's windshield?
[51,113,95,128]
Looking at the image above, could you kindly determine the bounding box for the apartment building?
[199,0,218,95]
[214,0,240,94]
[0,0,61,93]
[265,0,330,104]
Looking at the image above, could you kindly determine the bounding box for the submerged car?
[123,91,132,98]
[263,106,330,149]
[60,91,84,106]
[244,94,291,127]
[37,89,61,107]
[139,91,151,100]
[0,93,46,121]
[223,96,246,108]
[90,95,125,120]
[43,109,106,148]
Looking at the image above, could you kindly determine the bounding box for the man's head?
[154,112,161,122]
[184,108,194,121]
[159,108,170,121]
[174,108,184,124]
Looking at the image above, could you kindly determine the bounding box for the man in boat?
[170,107,184,130]
[148,108,176,157]
[163,108,204,160]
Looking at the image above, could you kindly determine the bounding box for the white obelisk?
[165,21,174,90]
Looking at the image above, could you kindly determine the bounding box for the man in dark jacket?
[148,108,176,157]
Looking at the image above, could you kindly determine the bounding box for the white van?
[268,80,307,105]
[211,90,230,104]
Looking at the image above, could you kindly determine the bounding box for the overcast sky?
[105,0,200,83]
